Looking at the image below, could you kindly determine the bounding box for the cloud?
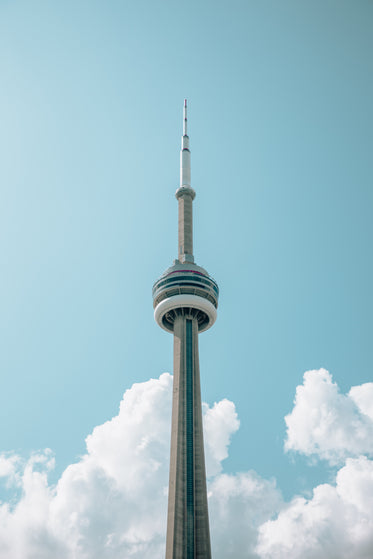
[0,454,22,487]
[209,471,282,558]
[284,369,373,463]
[0,450,64,559]
[256,456,373,559]
[257,369,373,559]
[203,398,240,476]
[0,373,242,559]
[0,369,372,559]
[49,373,173,559]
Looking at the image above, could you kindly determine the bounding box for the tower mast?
[177,99,195,263]
[153,102,219,558]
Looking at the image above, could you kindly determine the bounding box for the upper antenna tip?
[184,99,187,107]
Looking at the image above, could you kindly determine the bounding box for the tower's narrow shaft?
[166,314,211,558]
[178,194,194,261]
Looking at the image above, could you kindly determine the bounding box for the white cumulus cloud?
[257,456,373,559]
[0,369,372,559]
[209,471,282,558]
[203,398,240,476]
[284,369,373,463]
[0,373,243,559]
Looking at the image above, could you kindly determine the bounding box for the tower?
[153,101,219,559]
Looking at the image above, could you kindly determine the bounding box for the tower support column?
[178,192,194,261]
[166,314,212,559]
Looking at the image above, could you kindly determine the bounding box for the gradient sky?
[0,0,372,521]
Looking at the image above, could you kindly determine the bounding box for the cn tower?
[153,100,218,559]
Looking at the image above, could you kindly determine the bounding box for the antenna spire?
[176,99,195,263]
[183,98,187,136]
[180,100,191,188]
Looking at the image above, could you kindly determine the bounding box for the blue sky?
[0,1,372,557]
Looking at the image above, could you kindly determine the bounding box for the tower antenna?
[183,98,187,136]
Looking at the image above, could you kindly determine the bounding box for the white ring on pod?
[154,294,217,333]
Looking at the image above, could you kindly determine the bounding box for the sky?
[0,0,372,557]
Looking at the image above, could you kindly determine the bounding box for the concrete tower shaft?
[153,101,217,559]
[166,315,211,559]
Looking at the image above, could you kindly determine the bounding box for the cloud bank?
[257,456,373,559]
[284,369,373,463]
[0,369,372,558]
[258,369,373,558]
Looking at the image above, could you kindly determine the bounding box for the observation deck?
[153,261,219,333]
